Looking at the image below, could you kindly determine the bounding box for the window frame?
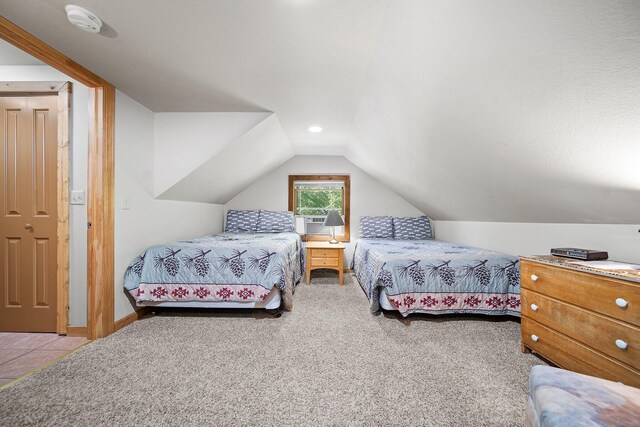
[288,175,350,242]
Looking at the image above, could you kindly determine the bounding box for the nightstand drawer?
[522,289,640,367]
[310,257,339,267]
[310,249,339,258]
[521,260,640,325]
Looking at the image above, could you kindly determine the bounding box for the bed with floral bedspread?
[124,232,304,310]
[352,239,521,316]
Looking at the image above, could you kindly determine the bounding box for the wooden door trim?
[87,86,115,339]
[0,16,115,339]
[65,326,88,337]
[56,83,71,335]
[0,17,109,88]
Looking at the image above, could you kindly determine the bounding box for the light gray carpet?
[0,273,544,426]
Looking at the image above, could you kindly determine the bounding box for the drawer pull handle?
[615,298,628,308]
[530,304,538,311]
[531,334,539,342]
[615,339,628,350]
[530,274,538,282]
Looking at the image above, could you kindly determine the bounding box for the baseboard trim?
[114,308,150,332]
[65,326,87,337]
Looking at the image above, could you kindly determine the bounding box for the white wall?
[224,155,424,261]
[153,112,270,196]
[158,114,295,204]
[435,221,640,264]
[114,91,225,320]
[0,65,88,326]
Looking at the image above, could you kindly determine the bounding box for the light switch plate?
[121,197,131,210]
[70,190,85,205]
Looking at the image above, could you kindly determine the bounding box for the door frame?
[0,17,115,339]
[0,83,70,334]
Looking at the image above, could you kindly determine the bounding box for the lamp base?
[328,239,339,244]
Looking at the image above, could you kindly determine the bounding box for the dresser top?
[521,255,640,283]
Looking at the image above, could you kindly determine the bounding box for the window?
[288,175,350,242]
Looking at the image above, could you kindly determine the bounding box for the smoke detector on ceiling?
[65,5,102,33]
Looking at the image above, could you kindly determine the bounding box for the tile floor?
[0,333,89,387]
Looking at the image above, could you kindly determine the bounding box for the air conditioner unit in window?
[304,216,330,235]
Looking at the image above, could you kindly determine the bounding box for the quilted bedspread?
[526,366,640,427]
[352,239,521,316]
[124,232,304,310]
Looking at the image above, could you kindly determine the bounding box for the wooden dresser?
[520,256,640,388]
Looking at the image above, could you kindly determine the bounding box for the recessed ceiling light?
[308,126,322,133]
[65,5,103,33]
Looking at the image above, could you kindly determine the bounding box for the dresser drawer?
[310,257,339,267]
[522,317,640,388]
[522,289,640,368]
[521,260,640,326]
[310,249,339,258]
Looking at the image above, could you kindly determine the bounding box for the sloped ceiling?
[157,114,294,204]
[153,112,272,196]
[1,1,638,223]
[347,0,640,223]
[0,0,389,155]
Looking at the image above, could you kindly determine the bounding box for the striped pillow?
[225,210,260,232]
[359,216,394,239]
[392,216,433,240]
[257,210,295,233]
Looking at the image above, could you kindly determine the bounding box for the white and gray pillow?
[393,216,433,240]
[359,216,394,239]
[225,209,260,233]
[257,210,295,233]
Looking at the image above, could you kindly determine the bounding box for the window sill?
[304,234,350,243]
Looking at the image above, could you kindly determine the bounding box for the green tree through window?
[295,185,344,216]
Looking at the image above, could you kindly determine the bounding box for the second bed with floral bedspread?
[124,232,304,310]
[352,239,521,316]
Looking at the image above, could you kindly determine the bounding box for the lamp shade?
[323,210,344,227]
[295,216,306,234]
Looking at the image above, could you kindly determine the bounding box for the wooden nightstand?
[305,241,345,285]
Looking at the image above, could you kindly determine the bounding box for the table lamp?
[323,210,344,244]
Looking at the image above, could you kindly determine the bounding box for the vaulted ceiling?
[1,0,638,223]
[0,0,389,155]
